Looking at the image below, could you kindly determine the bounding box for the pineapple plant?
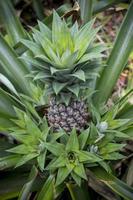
[0,0,133,200]
[21,11,105,132]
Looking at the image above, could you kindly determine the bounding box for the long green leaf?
[18,166,38,200]
[0,89,17,119]
[0,0,27,46]
[116,102,133,119]
[0,73,18,96]
[91,168,133,200]
[87,169,120,200]
[37,175,55,200]
[78,0,93,23]
[0,117,15,130]
[66,182,91,200]
[94,1,133,108]
[0,168,44,200]
[0,171,28,200]
[0,34,31,95]
[0,155,21,170]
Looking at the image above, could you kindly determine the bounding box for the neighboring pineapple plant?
[0,1,133,200]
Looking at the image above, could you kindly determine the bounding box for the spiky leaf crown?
[21,11,106,104]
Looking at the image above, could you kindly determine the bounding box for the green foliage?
[45,129,101,186]
[78,0,93,23]
[20,11,105,103]
[0,1,133,200]
[5,110,51,170]
[0,34,30,95]
[91,167,133,200]
[37,175,55,200]
[94,1,133,107]
[0,0,27,46]
[21,13,103,69]
[18,165,38,200]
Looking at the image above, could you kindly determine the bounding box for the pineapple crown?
[21,11,106,105]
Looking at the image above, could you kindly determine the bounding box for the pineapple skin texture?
[47,99,89,132]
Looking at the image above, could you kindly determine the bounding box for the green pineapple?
[21,12,105,132]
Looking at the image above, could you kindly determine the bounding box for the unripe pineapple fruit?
[48,99,89,132]
[21,11,105,132]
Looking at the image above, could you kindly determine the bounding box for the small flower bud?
[97,121,108,132]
